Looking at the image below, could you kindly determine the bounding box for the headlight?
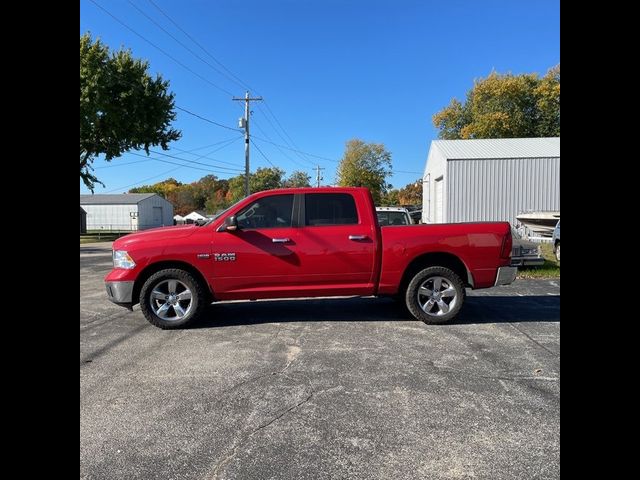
[113,250,136,269]
[521,247,540,256]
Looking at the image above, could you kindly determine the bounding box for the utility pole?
[232,91,263,196]
[315,165,325,187]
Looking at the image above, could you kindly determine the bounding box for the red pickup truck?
[105,187,516,329]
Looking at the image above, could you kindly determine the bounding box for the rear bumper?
[105,281,135,309]
[511,257,545,267]
[494,266,517,286]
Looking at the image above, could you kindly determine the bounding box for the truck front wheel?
[139,268,207,329]
[405,266,465,324]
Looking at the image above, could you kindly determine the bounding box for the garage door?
[153,206,163,225]
[434,178,443,223]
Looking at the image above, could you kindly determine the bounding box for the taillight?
[500,228,513,259]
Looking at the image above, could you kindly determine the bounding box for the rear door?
[294,192,376,296]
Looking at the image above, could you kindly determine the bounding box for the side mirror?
[222,215,238,232]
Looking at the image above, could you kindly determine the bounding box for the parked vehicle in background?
[510,227,544,267]
[376,207,414,226]
[408,208,423,224]
[552,220,560,262]
[105,187,516,329]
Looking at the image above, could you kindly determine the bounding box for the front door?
[210,193,300,299]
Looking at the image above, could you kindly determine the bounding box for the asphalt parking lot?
[81,242,559,480]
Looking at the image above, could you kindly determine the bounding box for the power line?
[251,135,340,162]
[180,136,244,152]
[126,0,241,94]
[250,138,277,169]
[98,137,242,170]
[146,0,255,93]
[254,106,315,167]
[87,0,234,96]
[91,0,337,178]
[168,136,244,167]
[141,0,321,172]
[175,105,240,132]
[103,165,183,193]
[96,159,152,169]
[258,101,316,166]
[148,149,244,172]
[251,118,313,170]
[196,136,243,155]
[128,151,239,174]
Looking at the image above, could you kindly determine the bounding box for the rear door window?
[305,193,358,226]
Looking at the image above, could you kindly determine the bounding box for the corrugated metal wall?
[447,157,560,225]
[138,196,174,229]
[82,204,139,231]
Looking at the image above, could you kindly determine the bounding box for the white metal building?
[80,193,174,231]
[422,137,560,226]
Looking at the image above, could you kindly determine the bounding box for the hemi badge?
[197,253,211,259]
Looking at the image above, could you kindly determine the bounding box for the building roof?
[80,206,86,214]
[431,137,560,160]
[80,193,158,205]
[184,211,208,220]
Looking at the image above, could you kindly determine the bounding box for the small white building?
[422,137,560,226]
[183,211,208,223]
[80,193,174,231]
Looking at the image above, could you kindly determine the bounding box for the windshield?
[377,211,410,226]
[201,199,244,226]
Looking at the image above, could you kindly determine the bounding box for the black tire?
[555,243,560,263]
[139,268,208,329]
[405,266,465,324]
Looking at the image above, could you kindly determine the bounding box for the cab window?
[236,194,294,229]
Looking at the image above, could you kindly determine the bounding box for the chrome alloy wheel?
[417,276,458,316]
[150,279,193,321]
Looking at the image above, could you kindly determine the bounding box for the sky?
[80,0,560,195]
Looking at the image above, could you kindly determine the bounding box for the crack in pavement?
[210,331,313,479]
[506,322,558,356]
[210,381,314,480]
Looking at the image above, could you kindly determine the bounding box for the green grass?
[517,242,560,279]
[80,233,128,244]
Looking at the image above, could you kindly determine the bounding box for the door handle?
[272,238,291,243]
[349,235,367,241]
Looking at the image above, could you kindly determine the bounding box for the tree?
[398,180,422,206]
[432,64,560,139]
[380,189,400,206]
[130,178,182,198]
[129,175,232,215]
[336,139,392,204]
[205,183,230,214]
[251,167,285,192]
[226,167,286,203]
[534,65,560,137]
[283,170,311,188]
[226,175,247,203]
[166,184,199,216]
[80,33,181,191]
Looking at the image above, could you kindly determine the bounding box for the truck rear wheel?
[405,266,465,324]
[139,268,207,329]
